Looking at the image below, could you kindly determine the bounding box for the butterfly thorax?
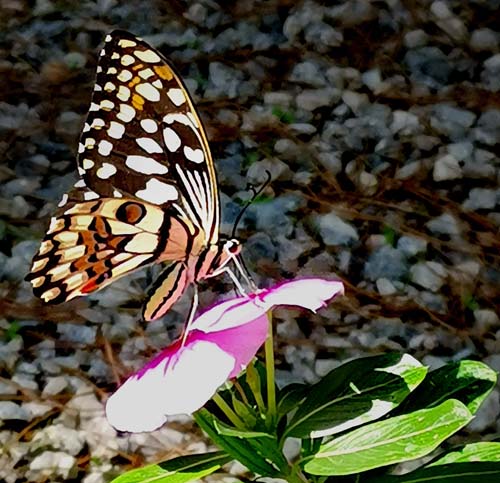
[189,238,241,282]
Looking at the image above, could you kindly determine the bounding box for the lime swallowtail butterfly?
[26,30,242,320]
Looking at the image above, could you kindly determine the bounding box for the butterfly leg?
[181,284,198,347]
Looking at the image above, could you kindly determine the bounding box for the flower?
[105,278,344,432]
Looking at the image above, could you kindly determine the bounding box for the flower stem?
[212,393,245,429]
[265,311,276,426]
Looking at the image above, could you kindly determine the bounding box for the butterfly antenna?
[231,170,272,239]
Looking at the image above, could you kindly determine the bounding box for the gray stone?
[32,425,85,455]
[341,90,369,113]
[296,88,339,111]
[243,232,277,268]
[433,154,463,181]
[364,246,408,281]
[404,47,452,88]
[430,104,476,140]
[430,1,467,42]
[391,110,420,135]
[474,309,500,334]
[317,151,342,174]
[289,122,317,135]
[404,29,429,48]
[206,62,243,98]
[376,278,397,295]
[0,401,30,420]
[57,323,96,345]
[42,376,69,396]
[447,141,473,161]
[289,60,327,87]
[466,389,500,432]
[410,261,447,291]
[304,21,343,52]
[470,28,499,52]
[28,451,76,480]
[463,188,498,210]
[426,212,461,235]
[315,212,359,246]
[396,160,422,180]
[263,91,293,107]
[481,54,500,92]
[397,235,428,256]
[361,68,383,92]
[474,109,500,145]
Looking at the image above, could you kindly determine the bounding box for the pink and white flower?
[106,278,344,432]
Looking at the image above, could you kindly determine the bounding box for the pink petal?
[193,278,344,334]
[260,278,344,312]
[106,278,344,432]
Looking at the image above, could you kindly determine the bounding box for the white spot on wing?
[118,70,133,82]
[163,127,181,152]
[108,121,125,139]
[96,162,117,179]
[117,85,131,101]
[84,190,100,200]
[58,193,69,207]
[98,140,113,156]
[82,158,94,170]
[100,100,114,111]
[118,39,137,48]
[78,143,85,153]
[140,119,158,133]
[136,137,163,154]
[126,155,168,175]
[167,88,186,106]
[121,54,135,66]
[135,83,160,102]
[134,49,161,63]
[75,179,86,188]
[113,189,123,198]
[104,81,116,92]
[184,146,205,164]
[136,179,178,204]
[91,118,105,129]
[117,104,136,123]
[107,67,117,74]
[138,68,154,79]
[82,123,91,132]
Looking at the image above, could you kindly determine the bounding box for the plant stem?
[212,393,245,429]
[265,311,276,427]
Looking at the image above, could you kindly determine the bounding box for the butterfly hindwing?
[26,189,190,303]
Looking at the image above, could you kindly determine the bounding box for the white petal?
[106,340,234,432]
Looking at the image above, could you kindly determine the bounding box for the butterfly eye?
[226,239,241,255]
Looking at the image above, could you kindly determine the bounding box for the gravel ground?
[0,1,499,481]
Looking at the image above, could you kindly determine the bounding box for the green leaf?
[195,409,288,478]
[303,399,473,476]
[109,451,231,483]
[395,360,497,415]
[286,353,427,438]
[277,383,309,419]
[271,106,295,124]
[365,462,500,482]
[214,418,275,440]
[429,442,500,465]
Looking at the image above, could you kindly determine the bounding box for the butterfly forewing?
[78,30,219,244]
[27,31,224,313]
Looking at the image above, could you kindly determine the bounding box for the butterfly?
[26,30,242,321]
